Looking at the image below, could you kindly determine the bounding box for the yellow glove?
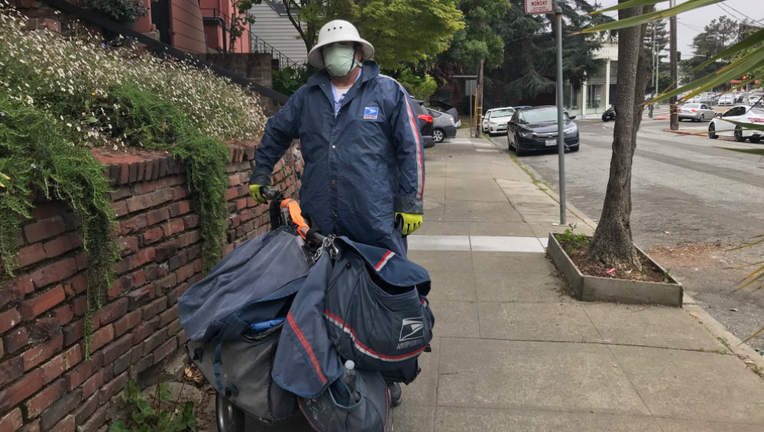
[396,212,423,236]
[249,184,270,204]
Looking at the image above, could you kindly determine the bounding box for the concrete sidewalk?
[391,131,764,431]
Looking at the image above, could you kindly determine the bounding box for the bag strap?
[212,314,249,391]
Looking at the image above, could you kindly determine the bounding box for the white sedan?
[708,105,764,143]
[486,107,516,135]
[482,109,496,133]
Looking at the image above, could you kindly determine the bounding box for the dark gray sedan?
[427,108,458,143]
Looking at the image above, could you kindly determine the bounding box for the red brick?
[158,305,178,327]
[90,325,114,353]
[20,286,66,320]
[130,354,154,378]
[81,369,103,399]
[67,275,88,297]
[23,334,63,371]
[24,217,66,243]
[41,345,82,384]
[170,186,189,200]
[111,201,128,217]
[117,163,129,185]
[1,276,34,308]
[76,401,108,432]
[43,234,77,259]
[30,258,77,289]
[0,369,44,412]
[142,227,164,244]
[141,327,168,355]
[49,415,74,432]
[178,230,200,248]
[72,393,99,426]
[100,371,129,403]
[119,215,147,235]
[118,236,139,256]
[152,336,177,364]
[131,317,158,345]
[0,308,21,333]
[113,310,142,337]
[62,320,83,346]
[182,214,200,229]
[18,243,46,268]
[168,318,183,336]
[162,219,185,237]
[102,334,132,365]
[72,297,87,317]
[132,270,147,287]
[132,248,156,269]
[0,357,24,388]
[235,197,248,210]
[39,389,80,431]
[141,297,167,321]
[26,379,65,418]
[167,283,189,305]
[64,352,102,391]
[146,208,170,226]
[225,187,239,201]
[154,240,179,262]
[3,327,28,354]
[51,305,73,325]
[93,298,128,327]
[154,273,177,292]
[0,408,22,432]
[176,262,197,283]
[125,285,155,311]
[19,420,40,432]
[74,252,88,271]
[29,318,61,342]
[109,186,132,201]
[31,202,68,221]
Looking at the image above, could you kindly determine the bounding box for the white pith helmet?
[307,20,375,70]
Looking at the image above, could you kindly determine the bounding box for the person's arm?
[249,91,303,188]
[390,85,425,233]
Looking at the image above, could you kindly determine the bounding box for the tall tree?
[680,16,738,83]
[271,0,464,70]
[587,1,654,266]
[437,0,510,71]
[489,0,607,104]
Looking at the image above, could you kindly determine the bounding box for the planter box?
[547,233,683,307]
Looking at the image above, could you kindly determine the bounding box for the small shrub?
[109,379,195,432]
[556,226,590,255]
[86,0,149,24]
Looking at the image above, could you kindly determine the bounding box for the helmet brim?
[307,38,375,70]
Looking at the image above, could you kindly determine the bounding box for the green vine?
[0,94,120,355]
[98,83,229,272]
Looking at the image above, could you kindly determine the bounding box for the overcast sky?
[600,0,764,55]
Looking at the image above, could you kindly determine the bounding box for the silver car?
[427,108,457,143]
[678,103,715,122]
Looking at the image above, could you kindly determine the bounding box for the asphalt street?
[496,116,764,350]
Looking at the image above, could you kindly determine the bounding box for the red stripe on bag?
[288,312,328,384]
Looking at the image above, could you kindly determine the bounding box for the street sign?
[525,0,554,14]
[465,79,476,96]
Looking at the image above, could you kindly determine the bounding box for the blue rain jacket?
[250,62,425,256]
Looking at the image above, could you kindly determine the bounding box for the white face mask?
[324,44,361,77]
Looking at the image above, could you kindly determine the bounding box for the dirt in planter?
[559,240,671,283]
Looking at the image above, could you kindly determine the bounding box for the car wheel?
[700,114,705,122]
[433,128,445,143]
[734,126,745,142]
[513,136,525,157]
[602,116,609,122]
[751,137,761,144]
[708,123,718,139]
[216,393,246,432]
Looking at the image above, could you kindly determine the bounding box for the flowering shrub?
[0,7,267,148]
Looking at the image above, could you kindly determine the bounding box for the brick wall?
[0,141,303,432]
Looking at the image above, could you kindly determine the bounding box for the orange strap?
[281,199,310,240]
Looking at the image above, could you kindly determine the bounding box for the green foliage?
[680,16,738,84]
[86,0,149,23]
[0,94,120,355]
[102,83,229,274]
[110,379,195,432]
[438,0,509,70]
[397,70,438,101]
[275,0,464,70]
[229,0,258,53]
[556,226,590,254]
[273,66,311,96]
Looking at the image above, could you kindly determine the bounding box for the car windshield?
[519,107,558,124]
[683,104,700,108]
[491,109,514,118]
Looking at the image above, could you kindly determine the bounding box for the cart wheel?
[216,393,246,432]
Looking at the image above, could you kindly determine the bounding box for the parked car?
[718,94,735,106]
[678,103,715,122]
[602,106,616,122]
[507,105,580,156]
[481,108,497,133]
[411,97,435,148]
[708,105,764,143]
[513,105,532,110]
[485,107,515,136]
[748,94,763,106]
[427,108,457,143]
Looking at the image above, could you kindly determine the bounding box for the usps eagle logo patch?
[364,107,379,119]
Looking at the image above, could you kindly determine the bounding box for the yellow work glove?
[396,212,423,236]
[249,184,271,204]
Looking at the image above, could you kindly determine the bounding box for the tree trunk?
[587,2,653,267]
